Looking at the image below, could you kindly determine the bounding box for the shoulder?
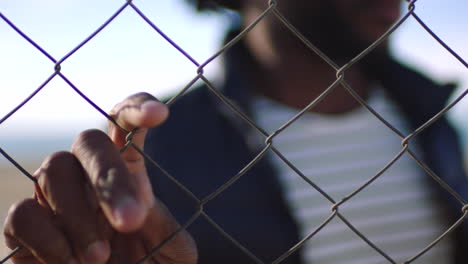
[158,85,218,129]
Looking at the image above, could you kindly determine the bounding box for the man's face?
[264,0,402,64]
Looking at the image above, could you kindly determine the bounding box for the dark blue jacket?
[145,38,468,263]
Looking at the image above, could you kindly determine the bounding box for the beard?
[276,0,391,72]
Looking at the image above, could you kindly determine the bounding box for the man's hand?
[3,93,197,264]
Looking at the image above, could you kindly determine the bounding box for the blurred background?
[0,0,467,259]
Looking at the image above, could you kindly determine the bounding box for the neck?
[253,53,371,114]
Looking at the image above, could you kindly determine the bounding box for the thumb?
[140,199,198,264]
[108,92,169,174]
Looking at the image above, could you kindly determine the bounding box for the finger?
[108,92,168,174]
[110,92,168,131]
[109,234,147,263]
[71,129,154,233]
[35,151,111,264]
[140,199,198,264]
[3,198,79,264]
[3,236,38,264]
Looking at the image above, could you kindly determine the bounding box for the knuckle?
[113,93,157,116]
[4,199,37,236]
[129,92,156,102]
[27,238,74,264]
[36,240,70,260]
[37,151,77,186]
[4,200,74,264]
[75,129,108,143]
[41,151,76,172]
[71,129,110,153]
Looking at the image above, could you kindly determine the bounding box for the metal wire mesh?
[1,0,467,263]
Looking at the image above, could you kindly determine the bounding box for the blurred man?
[4,0,467,263]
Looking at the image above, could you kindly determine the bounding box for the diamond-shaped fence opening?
[1,0,467,263]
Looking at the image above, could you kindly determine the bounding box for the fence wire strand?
[1,0,467,263]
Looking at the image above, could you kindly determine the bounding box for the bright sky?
[0,0,467,141]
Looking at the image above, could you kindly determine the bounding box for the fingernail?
[141,100,161,109]
[84,240,110,263]
[141,101,169,121]
[112,197,144,230]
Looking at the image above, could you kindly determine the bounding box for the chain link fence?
[1,0,467,263]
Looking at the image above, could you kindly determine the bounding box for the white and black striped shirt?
[253,87,454,264]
